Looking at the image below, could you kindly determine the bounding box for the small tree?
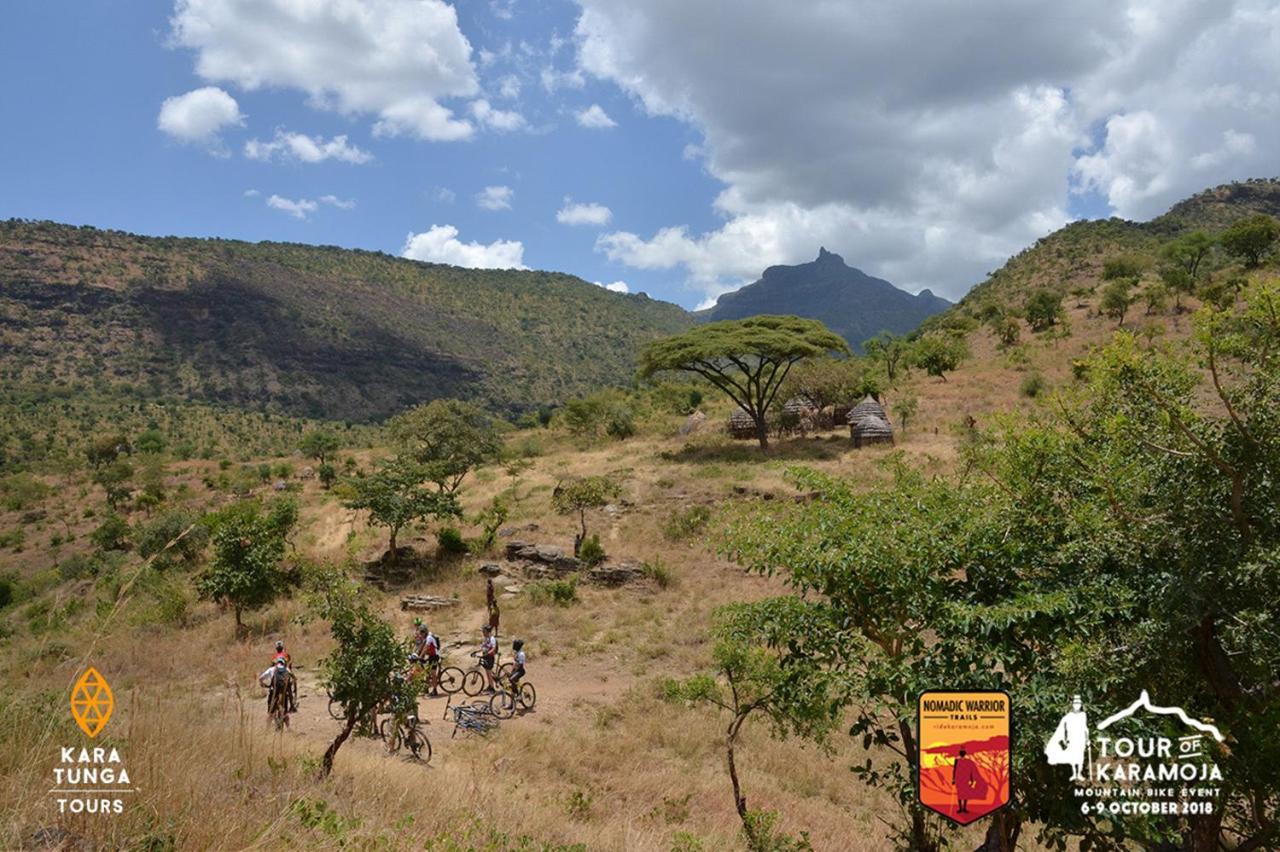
[1101,253,1149,280]
[1219,213,1279,268]
[892,396,918,433]
[1100,277,1135,326]
[300,430,341,486]
[781,356,876,421]
[909,334,968,382]
[663,598,837,851]
[307,571,406,778]
[1023,290,1063,332]
[1158,264,1196,312]
[1143,282,1170,315]
[388,399,503,494]
[993,316,1021,348]
[1163,230,1214,280]
[93,460,134,510]
[863,332,909,383]
[344,456,460,560]
[197,499,297,637]
[639,316,849,450]
[552,475,621,557]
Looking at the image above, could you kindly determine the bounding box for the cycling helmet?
[275,640,284,651]
[408,653,420,663]
[275,658,287,667]
[482,625,492,633]
[512,639,524,651]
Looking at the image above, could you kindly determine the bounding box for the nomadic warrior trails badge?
[917,691,1012,825]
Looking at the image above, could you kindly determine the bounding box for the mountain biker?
[479,625,498,693]
[508,638,526,688]
[272,640,297,711]
[258,659,292,727]
[416,625,442,696]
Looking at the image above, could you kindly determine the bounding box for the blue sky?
[2,1,1276,309]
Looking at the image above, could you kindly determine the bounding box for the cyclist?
[257,658,292,727]
[507,638,527,689]
[417,624,443,696]
[386,670,417,746]
[272,640,297,711]
[479,625,498,693]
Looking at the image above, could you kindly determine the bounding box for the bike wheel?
[518,682,537,711]
[407,726,431,763]
[328,698,345,720]
[378,717,394,743]
[497,662,514,680]
[462,670,486,697]
[489,691,516,720]
[437,666,464,695]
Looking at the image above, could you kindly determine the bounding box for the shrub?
[135,509,209,570]
[91,513,131,551]
[528,577,578,606]
[0,575,15,609]
[578,534,606,566]
[1020,371,1047,398]
[1024,289,1063,332]
[436,526,467,556]
[0,528,24,551]
[1,473,50,511]
[642,559,675,589]
[59,553,95,581]
[663,505,712,541]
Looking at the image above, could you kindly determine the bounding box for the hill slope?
[699,248,950,350]
[0,221,693,421]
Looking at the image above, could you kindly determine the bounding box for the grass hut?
[727,408,758,440]
[846,395,887,426]
[783,395,817,418]
[851,415,895,448]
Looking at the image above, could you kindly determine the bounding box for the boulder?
[678,410,708,436]
[586,561,648,586]
[478,562,504,577]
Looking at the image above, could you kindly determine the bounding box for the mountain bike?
[488,673,536,720]
[267,684,290,731]
[461,650,514,696]
[443,695,499,738]
[380,714,431,762]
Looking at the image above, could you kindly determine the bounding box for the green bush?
[436,526,467,556]
[90,513,131,551]
[1020,371,1047,398]
[662,505,712,541]
[528,577,579,606]
[642,559,675,589]
[1,473,50,511]
[578,534,606,566]
[59,553,96,581]
[0,528,24,551]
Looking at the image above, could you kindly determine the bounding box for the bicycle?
[267,684,290,731]
[488,672,536,720]
[443,695,499,738]
[461,650,514,697]
[380,713,432,762]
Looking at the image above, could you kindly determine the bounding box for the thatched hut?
[727,408,758,440]
[851,415,895,448]
[846,395,888,426]
[783,395,817,417]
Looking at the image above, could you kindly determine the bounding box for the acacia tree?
[344,456,459,560]
[307,571,406,778]
[780,356,879,422]
[864,332,910,383]
[551,474,621,557]
[197,498,298,637]
[388,399,503,494]
[300,430,341,488]
[909,333,968,381]
[640,316,849,450]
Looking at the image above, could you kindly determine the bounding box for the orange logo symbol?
[70,668,113,737]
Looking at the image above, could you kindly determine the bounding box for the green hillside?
[928,177,1280,328]
[0,221,693,423]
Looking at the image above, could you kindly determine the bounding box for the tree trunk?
[388,528,398,563]
[899,717,938,852]
[574,510,587,556]
[321,713,358,778]
[975,810,1020,852]
[754,417,769,451]
[726,715,755,847]
[234,605,245,639]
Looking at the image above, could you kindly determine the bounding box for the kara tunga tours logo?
[52,667,134,815]
[1045,691,1224,817]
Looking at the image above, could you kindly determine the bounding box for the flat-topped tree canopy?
[640,315,849,450]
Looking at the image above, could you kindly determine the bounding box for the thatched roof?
[846,395,889,425]
[783,395,817,415]
[728,408,755,427]
[851,415,894,439]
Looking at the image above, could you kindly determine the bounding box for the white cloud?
[171,0,478,142]
[243,130,372,164]
[402,224,527,269]
[243,188,260,197]
[556,199,613,226]
[476,185,514,211]
[495,74,522,100]
[594,280,629,293]
[266,195,318,219]
[470,99,527,132]
[575,103,617,129]
[541,66,585,92]
[574,0,1280,302]
[157,86,243,148]
[319,195,356,209]
[433,186,457,204]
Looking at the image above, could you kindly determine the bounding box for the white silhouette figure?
[1045,695,1089,780]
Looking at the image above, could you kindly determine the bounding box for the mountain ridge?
[699,247,951,350]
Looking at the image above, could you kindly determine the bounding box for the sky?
[2,0,1278,310]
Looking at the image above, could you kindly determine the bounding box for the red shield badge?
[917,690,1012,825]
